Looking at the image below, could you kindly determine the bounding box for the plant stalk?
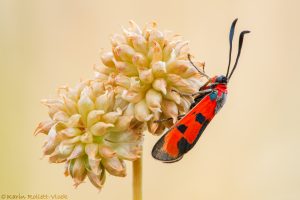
[133,151,142,200]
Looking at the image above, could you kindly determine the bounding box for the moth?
[152,19,250,162]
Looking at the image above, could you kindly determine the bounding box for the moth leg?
[154,114,185,123]
[171,89,190,96]
[172,88,212,97]
[191,89,212,96]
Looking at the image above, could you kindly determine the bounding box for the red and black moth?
[152,19,250,162]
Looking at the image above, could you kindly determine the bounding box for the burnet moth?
[152,19,250,162]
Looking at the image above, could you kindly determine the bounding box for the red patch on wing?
[162,94,217,158]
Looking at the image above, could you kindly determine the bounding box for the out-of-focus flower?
[34,80,143,190]
[95,21,205,135]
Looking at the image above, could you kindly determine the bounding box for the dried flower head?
[35,80,143,190]
[95,21,205,135]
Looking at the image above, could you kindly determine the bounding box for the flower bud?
[146,89,162,113]
[101,52,115,68]
[152,61,167,77]
[152,78,167,95]
[134,100,153,122]
[161,100,178,123]
[113,44,136,62]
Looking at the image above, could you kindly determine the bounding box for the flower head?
[35,80,143,189]
[95,21,205,135]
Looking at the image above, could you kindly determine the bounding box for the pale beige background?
[1,0,300,200]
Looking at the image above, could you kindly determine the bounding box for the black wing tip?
[151,136,184,163]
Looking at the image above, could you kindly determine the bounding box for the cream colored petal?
[49,153,67,163]
[61,135,81,145]
[165,88,181,104]
[163,39,181,61]
[134,100,153,122]
[94,72,109,82]
[138,68,153,84]
[102,108,122,124]
[102,157,126,177]
[71,157,87,187]
[67,81,89,101]
[112,115,133,132]
[66,114,83,128]
[80,131,93,143]
[113,44,136,62]
[178,96,192,114]
[180,66,201,78]
[174,41,189,56]
[41,99,65,111]
[152,61,167,77]
[87,110,105,128]
[62,95,77,115]
[131,35,148,54]
[95,90,114,112]
[98,145,116,158]
[132,52,149,68]
[58,143,75,156]
[129,77,143,92]
[88,158,102,175]
[34,120,55,135]
[152,78,167,95]
[186,75,204,90]
[110,33,126,47]
[52,111,69,122]
[77,94,95,123]
[113,60,138,76]
[148,41,162,64]
[147,111,161,134]
[167,74,197,94]
[167,60,190,74]
[115,74,131,89]
[94,63,115,75]
[101,51,115,68]
[113,97,128,111]
[122,26,137,38]
[147,120,158,134]
[149,29,165,48]
[60,127,82,137]
[90,122,114,136]
[161,100,178,123]
[43,124,61,155]
[115,144,141,161]
[47,106,61,119]
[124,103,135,116]
[121,90,143,104]
[90,81,105,97]
[142,21,157,39]
[85,143,99,160]
[68,144,85,160]
[145,89,162,113]
[87,168,106,190]
[129,20,142,35]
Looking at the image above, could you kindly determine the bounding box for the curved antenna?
[226,18,238,78]
[228,30,250,81]
[187,54,210,79]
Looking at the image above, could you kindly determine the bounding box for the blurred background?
[1,0,300,199]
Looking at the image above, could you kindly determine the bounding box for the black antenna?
[187,54,210,79]
[226,18,238,78]
[228,30,250,80]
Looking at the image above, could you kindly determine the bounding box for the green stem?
[133,151,142,200]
